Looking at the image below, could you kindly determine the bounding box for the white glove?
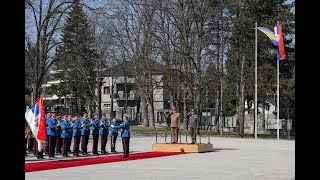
[110,125,114,128]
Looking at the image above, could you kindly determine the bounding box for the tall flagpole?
[277,59,279,140]
[254,22,258,139]
[276,21,280,140]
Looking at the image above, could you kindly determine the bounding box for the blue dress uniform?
[91,118,101,154]
[99,119,110,154]
[47,117,59,158]
[109,121,119,152]
[45,115,50,154]
[60,119,72,157]
[80,116,92,155]
[112,114,130,157]
[72,120,82,156]
[67,118,73,153]
[56,119,62,154]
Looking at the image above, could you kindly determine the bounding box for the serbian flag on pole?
[25,96,47,152]
[274,24,286,60]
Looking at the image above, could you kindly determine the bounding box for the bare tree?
[25,0,74,100]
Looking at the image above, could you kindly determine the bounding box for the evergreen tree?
[54,0,99,114]
[224,0,295,136]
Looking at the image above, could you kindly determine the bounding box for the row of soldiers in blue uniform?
[27,110,131,159]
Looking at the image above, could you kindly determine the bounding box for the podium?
[152,143,213,153]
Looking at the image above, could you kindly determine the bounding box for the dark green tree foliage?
[224,0,294,135]
[54,0,98,113]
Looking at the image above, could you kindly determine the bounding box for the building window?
[104,104,110,108]
[103,87,110,94]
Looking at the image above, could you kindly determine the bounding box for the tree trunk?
[220,6,224,136]
[97,80,102,117]
[262,103,266,130]
[110,76,114,117]
[183,86,188,130]
[149,95,155,128]
[239,56,245,137]
[124,74,128,113]
[142,95,149,127]
[214,90,219,134]
[287,100,290,139]
[236,83,240,134]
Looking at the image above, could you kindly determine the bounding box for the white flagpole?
[276,21,280,140]
[255,22,258,139]
[277,59,280,140]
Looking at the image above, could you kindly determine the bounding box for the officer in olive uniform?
[110,114,130,157]
[72,114,82,157]
[109,116,118,152]
[99,114,110,154]
[56,115,62,154]
[60,114,72,157]
[25,122,31,156]
[47,110,60,158]
[25,122,33,153]
[80,112,92,155]
[168,108,180,143]
[91,113,100,154]
[187,109,198,144]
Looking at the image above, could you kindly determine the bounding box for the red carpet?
[25,151,188,173]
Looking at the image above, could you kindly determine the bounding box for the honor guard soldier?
[47,110,60,158]
[91,113,100,154]
[35,140,45,159]
[110,114,130,157]
[67,114,73,153]
[60,114,72,157]
[56,115,63,154]
[80,112,92,155]
[109,116,118,152]
[45,111,51,154]
[72,114,82,157]
[168,107,180,143]
[187,109,198,144]
[99,114,110,154]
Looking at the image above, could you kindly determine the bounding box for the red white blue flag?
[256,23,286,61]
[25,96,47,152]
[274,24,286,60]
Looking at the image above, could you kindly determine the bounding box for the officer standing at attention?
[109,116,118,153]
[99,114,110,154]
[56,115,63,154]
[187,109,198,144]
[72,114,82,157]
[91,113,100,154]
[110,114,130,158]
[25,122,30,156]
[168,107,180,143]
[27,128,35,153]
[80,112,92,155]
[48,110,60,158]
[60,114,72,157]
[67,114,73,153]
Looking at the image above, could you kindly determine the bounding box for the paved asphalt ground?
[25,134,295,180]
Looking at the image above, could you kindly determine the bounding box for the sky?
[25,0,295,45]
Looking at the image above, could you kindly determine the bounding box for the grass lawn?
[130,125,295,140]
